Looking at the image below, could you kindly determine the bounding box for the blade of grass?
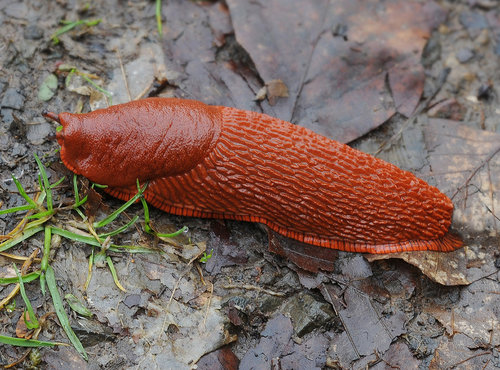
[97,215,139,238]
[11,176,38,208]
[79,74,113,104]
[156,0,163,37]
[65,294,92,318]
[0,226,44,253]
[46,265,88,361]
[84,248,94,291]
[34,153,53,212]
[92,182,147,229]
[140,196,152,233]
[106,256,126,292]
[50,226,152,253]
[139,185,187,238]
[49,176,66,189]
[40,226,51,296]
[50,226,101,247]
[0,271,40,285]
[14,264,40,329]
[72,174,88,208]
[26,210,54,220]
[0,335,57,348]
[156,226,188,238]
[0,204,35,215]
[51,18,101,44]
[107,244,156,253]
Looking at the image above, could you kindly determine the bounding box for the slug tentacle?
[50,98,462,254]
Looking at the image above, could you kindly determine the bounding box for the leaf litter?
[1,0,499,368]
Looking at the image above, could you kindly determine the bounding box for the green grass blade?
[0,226,44,253]
[0,204,35,215]
[50,227,101,247]
[92,183,147,229]
[40,226,51,296]
[107,244,156,253]
[72,174,88,209]
[11,176,38,208]
[140,196,153,233]
[26,210,54,220]
[0,335,57,347]
[79,74,112,104]
[0,271,40,285]
[156,0,163,37]
[65,294,92,318]
[156,226,188,238]
[34,153,53,212]
[49,176,66,189]
[14,264,39,329]
[46,265,88,361]
[106,256,126,292]
[98,215,139,238]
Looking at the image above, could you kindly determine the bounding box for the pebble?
[456,48,475,63]
[1,88,25,110]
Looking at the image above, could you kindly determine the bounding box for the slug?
[43,98,462,254]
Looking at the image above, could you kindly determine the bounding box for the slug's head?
[44,98,221,188]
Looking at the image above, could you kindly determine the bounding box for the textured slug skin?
[53,97,462,254]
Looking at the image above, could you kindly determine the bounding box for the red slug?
[43,98,462,254]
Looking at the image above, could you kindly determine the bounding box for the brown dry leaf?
[374,341,420,369]
[196,346,240,370]
[15,311,32,339]
[265,79,289,106]
[365,250,470,286]
[227,0,446,142]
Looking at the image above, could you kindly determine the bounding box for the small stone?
[475,29,489,46]
[24,25,44,40]
[456,48,475,63]
[280,291,335,337]
[459,11,489,38]
[1,88,25,110]
[26,122,53,145]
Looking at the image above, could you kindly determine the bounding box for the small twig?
[202,281,214,329]
[222,283,285,297]
[116,48,132,102]
[449,351,492,368]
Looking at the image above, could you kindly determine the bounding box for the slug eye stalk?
[42,111,60,123]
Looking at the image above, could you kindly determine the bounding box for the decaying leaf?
[227,0,446,142]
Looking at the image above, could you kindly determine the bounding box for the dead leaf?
[424,118,500,237]
[161,0,263,111]
[204,221,249,274]
[238,314,329,369]
[227,0,446,142]
[365,250,470,286]
[15,311,32,339]
[427,279,500,347]
[196,346,239,370]
[265,79,289,106]
[323,285,406,368]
